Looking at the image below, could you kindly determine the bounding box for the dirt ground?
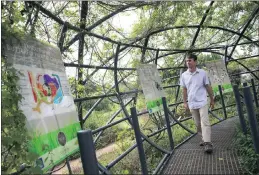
[52,143,117,174]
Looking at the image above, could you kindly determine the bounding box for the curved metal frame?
[16,2,259,174]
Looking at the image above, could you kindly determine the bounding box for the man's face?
[186,58,196,69]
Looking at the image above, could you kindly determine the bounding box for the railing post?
[66,157,72,174]
[233,85,247,135]
[243,87,259,154]
[162,97,174,150]
[251,79,259,107]
[77,130,99,175]
[218,85,227,119]
[130,107,148,175]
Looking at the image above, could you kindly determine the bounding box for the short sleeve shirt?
[180,68,210,109]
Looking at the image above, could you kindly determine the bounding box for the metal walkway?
[163,117,244,174]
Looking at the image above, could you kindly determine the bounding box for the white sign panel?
[137,64,165,114]
[4,37,80,171]
[204,59,232,95]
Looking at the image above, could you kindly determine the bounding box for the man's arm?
[205,84,215,109]
[183,87,189,110]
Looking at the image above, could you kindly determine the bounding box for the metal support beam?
[141,36,150,63]
[243,87,259,154]
[209,110,223,121]
[58,22,68,52]
[162,97,174,150]
[233,85,247,135]
[155,49,159,65]
[190,1,214,47]
[77,130,99,175]
[229,6,259,58]
[251,79,259,107]
[66,158,72,175]
[218,85,227,119]
[130,107,148,175]
[77,1,88,127]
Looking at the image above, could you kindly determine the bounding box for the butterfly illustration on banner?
[28,72,64,113]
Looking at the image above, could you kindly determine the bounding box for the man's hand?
[210,100,215,110]
[183,87,189,111]
[184,102,189,110]
[205,85,215,110]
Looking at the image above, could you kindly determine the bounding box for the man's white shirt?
[180,68,210,109]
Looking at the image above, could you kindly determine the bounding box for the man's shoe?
[204,142,213,153]
[199,141,204,146]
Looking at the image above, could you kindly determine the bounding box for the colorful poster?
[4,37,80,171]
[137,64,165,114]
[204,59,232,96]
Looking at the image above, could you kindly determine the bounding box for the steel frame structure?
[10,1,259,174]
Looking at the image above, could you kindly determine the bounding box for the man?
[180,53,215,153]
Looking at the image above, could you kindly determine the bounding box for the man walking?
[180,53,215,153]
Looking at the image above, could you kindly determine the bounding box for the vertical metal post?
[77,130,99,175]
[175,85,180,103]
[218,85,227,119]
[66,157,72,174]
[155,49,159,65]
[77,1,88,128]
[243,87,259,154]
[141,36,149,63]
[130,107,148,175]
[58,22,68,52]
[233,85,247,135]
[162,97,174,150]
[251,79,259,107]
[173,84,181,114]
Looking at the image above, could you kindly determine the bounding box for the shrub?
[1,58,41,174]
[234,129,259,174]
[234,108,259,175]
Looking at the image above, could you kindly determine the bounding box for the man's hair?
[186,53,197,61]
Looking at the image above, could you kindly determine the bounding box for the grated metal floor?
[163,117,244,174]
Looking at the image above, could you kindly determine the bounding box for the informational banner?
[137,64,165,114]
[4,37,80,171]
[204,59,232,96]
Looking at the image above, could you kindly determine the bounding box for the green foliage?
[95,127,118,149]
[136,94,148,110]
[110,149,141,174]
[1,2,26,36]
[198,54,222,65]
[234,109,259,175]
[84,110,115,130]
[1,4,42,172]
[98,147,121,166]
[235,129,259,174]
[1,58,41,174]
[116,128,135,151]
[84,110,122,149]
[227,57,259,85]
